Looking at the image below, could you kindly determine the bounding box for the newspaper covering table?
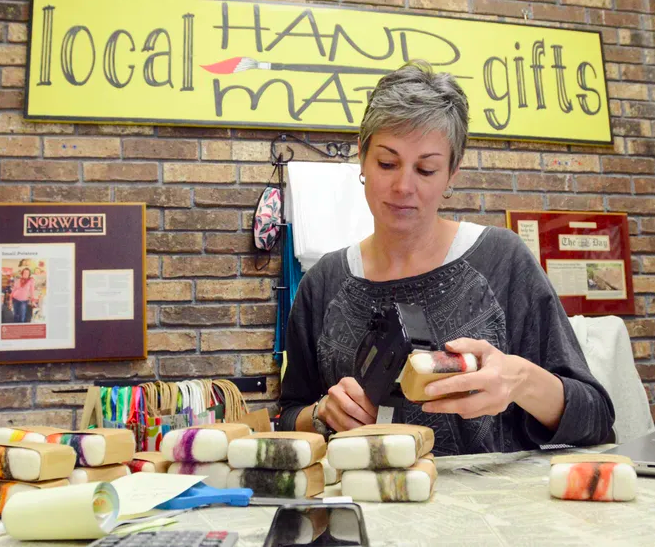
[2,446,655,547]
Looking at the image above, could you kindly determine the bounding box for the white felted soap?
[328,435,417,470]
[409,351,478,374]
[0,442,76,482]
[161,424,249,463]
[168,462,231,489]
[68,464,130,485]
[129,461,156,473]
[550,462,637,501]
[161,429,228,463]
[228,468,308,497]
[227,463,324,498]
[341,458,436,502]
[45,429,135,468]
[227,432,325,470]
[75,436,105,468]
[320,458,342,485]
[2,447,43,482]
[0,429,46,444]
[45,433,106,467]
[0,427,65,445]
[128,452,171,474]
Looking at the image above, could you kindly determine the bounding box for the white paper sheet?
[82,269,134,321]
[111,472,206,518]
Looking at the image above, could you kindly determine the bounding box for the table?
[2,446,655,547]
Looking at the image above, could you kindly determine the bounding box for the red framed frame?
[507,210,634,316]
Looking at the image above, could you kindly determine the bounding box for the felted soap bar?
[68,464,130,485]
[549,454,637,502]
[320,458,342,486]
[0,427,66,444]
[46,428,135,467]
[227,462,325,498]
[161,423,250,463]
[0,442,76,482]
[227,432,326,470]
[0,478,69,515]
[400,351,478,402]
[327,424,435,470]
[168,461,231,489]
[128,452,171,474]
[341,457,437,502]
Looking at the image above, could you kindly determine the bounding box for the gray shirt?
[278,226,615,455]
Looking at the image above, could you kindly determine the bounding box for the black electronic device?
[353,302,436,407]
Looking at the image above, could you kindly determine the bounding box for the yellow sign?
[25,0,612,144]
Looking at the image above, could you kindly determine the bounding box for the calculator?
[87,530,238,547]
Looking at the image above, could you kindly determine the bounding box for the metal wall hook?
[270,133,357,165]
[271,139,294,164]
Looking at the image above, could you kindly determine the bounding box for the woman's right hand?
[318,377,378,432]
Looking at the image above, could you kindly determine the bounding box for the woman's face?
[21,269,30,279]
[361,128,455,235]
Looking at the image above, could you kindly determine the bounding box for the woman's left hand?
[421,338,529,419]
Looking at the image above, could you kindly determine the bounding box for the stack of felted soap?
[163,423,250,488]
[227,432,326,498]
[0,426,134,485]
[327,424,437,502]
[0,440,76,515]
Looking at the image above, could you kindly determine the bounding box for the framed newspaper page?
[506,210,634,316]
[0,203,146,364]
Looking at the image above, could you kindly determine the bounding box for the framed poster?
[0,203,146,364]
[506,211,634,316]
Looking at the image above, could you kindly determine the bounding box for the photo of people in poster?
[1,258,48,328]
[1,243,75,352]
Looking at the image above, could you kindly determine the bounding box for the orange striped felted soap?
[549,454,637,502]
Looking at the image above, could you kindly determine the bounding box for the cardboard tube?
[3,481,119,540]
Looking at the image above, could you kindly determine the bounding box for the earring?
[359,173,365,185]
[442,186,454,199]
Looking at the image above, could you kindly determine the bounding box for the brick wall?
[0,0,654,428]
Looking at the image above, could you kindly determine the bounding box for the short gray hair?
[359,60,469,176]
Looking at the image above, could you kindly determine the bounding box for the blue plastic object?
[155,484,254,510]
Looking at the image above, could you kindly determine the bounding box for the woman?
[278,60,614,454]
[11,268,35,323]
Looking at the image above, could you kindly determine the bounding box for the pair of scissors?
[156,483,323,510]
